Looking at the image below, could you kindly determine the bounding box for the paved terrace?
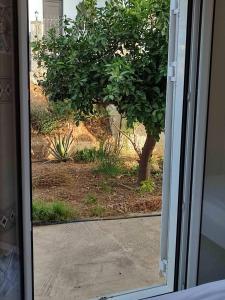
[34,216,163,300]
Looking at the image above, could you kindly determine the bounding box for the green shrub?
[31,107,59,134]
[138,179,155,194]
[74,142,114,163]
[32,200,75,222]
[49,131,74,162]
[74,148,98,163]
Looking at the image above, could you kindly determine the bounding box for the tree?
[33,0,170,184]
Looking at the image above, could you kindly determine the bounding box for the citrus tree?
[33,0,170,184]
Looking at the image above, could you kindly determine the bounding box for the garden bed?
[32,160,162,222]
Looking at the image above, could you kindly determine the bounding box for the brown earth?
[32,161,162,219]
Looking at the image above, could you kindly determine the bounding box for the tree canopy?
[33,0,170,182]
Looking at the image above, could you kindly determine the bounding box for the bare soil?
[32,161,162,219]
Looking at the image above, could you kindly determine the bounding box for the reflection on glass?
[198,0,225,284]
[0,0,22,298]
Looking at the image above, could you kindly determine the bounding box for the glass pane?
[28,1,179,299]
[198,0,225,285]
[0,0,23,298]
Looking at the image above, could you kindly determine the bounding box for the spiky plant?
[49,131,74,162]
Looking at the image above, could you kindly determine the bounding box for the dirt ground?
[32,161,162,219]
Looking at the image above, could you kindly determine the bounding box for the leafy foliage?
[138,179,155,193]
[49,100,77,122]
[49,131,74,161]
[33,0,169,140]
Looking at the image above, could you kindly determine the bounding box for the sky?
[29,0,43,21]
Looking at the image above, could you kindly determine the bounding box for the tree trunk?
[138,133,156,184]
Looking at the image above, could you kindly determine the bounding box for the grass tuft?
[90,205,106,217]
[32,200,76,222]
[94,155,123,177]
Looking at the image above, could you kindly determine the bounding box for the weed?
[138,179,155,194]
[85,194,98,205]
[32,200,75,222]
[94,155,123,176]
[90,205,106,217]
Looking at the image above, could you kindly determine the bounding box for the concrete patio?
[34,216,164,300]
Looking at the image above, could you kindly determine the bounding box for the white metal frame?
[186,0,215,288]
[18,0,33,299]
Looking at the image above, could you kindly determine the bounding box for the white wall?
[29,0,43,21]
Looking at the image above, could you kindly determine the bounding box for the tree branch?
[111,122,142,159]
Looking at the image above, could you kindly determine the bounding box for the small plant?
[94,155,123,176]
[74,148,98,163]
[31,107,59,134]
[85,194,98,205]
[32,200,75,222]
[48,131,74,162]
[90,205,106,217]
[138,179,155,194]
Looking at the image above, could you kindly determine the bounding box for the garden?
[30,0,169,223]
